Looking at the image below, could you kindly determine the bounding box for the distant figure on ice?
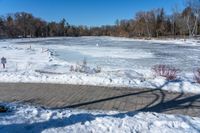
[1,57,6,69]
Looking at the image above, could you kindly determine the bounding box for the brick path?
[0,83,199,117]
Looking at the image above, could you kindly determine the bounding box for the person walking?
[1,57,6,69]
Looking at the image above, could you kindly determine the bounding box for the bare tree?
[184,0,200,37]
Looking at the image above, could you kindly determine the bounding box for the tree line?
[0,0,200,39]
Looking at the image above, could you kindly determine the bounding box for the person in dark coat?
[1,57,6,69]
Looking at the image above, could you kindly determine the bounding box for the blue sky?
[0,0,184,26]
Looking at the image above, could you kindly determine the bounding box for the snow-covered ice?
[0,36,200,93]
[0,103,199,133]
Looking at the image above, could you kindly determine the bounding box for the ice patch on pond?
[65,46,154,59]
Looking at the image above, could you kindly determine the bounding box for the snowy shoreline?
[1,36,199,43]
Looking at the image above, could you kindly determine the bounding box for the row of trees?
[0,0,200,38]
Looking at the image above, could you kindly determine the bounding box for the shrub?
[70,58,101,74]
[95,66,101,73]
[0,105,8,113]
[70,65,74,72]
[194,68,200,84]
[152,64,180,80]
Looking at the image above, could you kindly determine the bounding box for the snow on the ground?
[0,103,199,133]
[108,36,200,45]
[0,37,200,93]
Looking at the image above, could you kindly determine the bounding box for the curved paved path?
[0,83,199,117]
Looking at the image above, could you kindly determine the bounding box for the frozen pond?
[15,37,200,72]
[0,37,200,94]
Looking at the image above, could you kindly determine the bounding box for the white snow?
[0,37,200,93]
[0,103,199,133]
[108,36,200,45]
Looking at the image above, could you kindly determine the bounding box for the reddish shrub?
[194,69,200,84]
[152,65,180,80]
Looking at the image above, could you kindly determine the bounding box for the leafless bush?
[152,64,180,80]
[194,68,200,84]
[70,58,101,74]
[95,66,101,73]
[70,65,74,72]
[0,105,8,113]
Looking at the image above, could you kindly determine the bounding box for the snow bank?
[0,103,199,133]
[107,36,200,45]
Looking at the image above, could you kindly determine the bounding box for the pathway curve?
[0,83,199,117]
